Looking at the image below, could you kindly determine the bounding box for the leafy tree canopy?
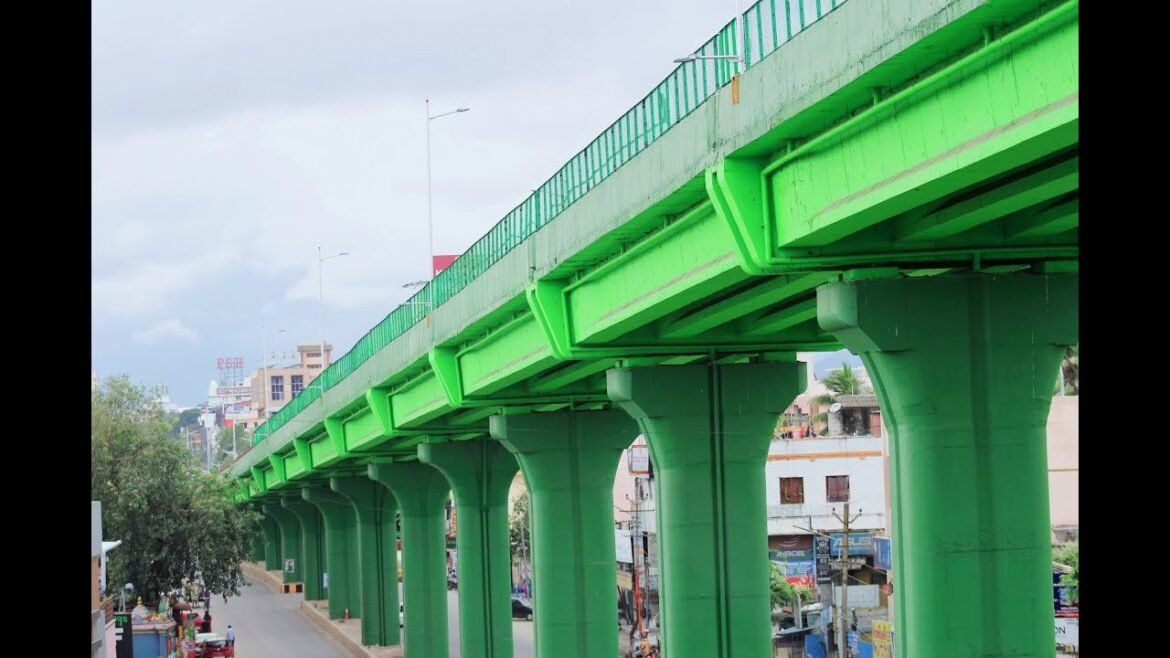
[92,375,260,607]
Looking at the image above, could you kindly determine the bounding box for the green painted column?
[419,439,519,658]
[251,526,266,563]
[263,514,281,570]
[369,463,451,658]
[304,485,360,620]
[332,476,401,647]
[817,272,1077,658]
[490,410,638,658]
[608,361,805,658]
[283,495,327,601]
[263,503,302,584]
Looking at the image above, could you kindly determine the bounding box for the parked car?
[511,595,533,621]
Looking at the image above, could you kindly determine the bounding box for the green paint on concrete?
[393,373,453,428]
[490,411,639,658]
[419,439,519,658]
[370,463,452,658]
[608,362,805,658]
[707,157,769,274]
[429,347,465,409]
[817,272,1077,658]
[332,476,401,647]
[268,454,287,486]
[459,314,556,397]
[263,515,281,570]
[526,280,573,359]
[283,495,327,601]
[250,528,266,563]
[263,503,302,584]
[304,485,361,620]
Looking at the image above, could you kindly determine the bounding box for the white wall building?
[765,436,886,536]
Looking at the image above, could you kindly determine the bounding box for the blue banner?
[830,532,874,557]
[873,537,892,571]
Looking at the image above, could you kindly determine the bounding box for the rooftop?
[836,394,879,409]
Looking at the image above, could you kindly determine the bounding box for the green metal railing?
[253,0,846,446]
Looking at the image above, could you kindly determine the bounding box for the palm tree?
[811,363,871,429]
[1054,343,1078,396]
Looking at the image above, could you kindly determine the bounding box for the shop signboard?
[114,611,135,658]
[872,620,892,658]
[1055,617,1078,651]
[770,547,815,586]
[815,535,832,584]
[873,536,892,571]
[830,532,874,556]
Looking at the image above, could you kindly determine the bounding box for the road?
[208,582,350,658]
[436,585,535,658]
[205,581,533,657]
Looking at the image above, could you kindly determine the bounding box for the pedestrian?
[222,590,228,605]
[201,611,212,634]
[225,625,235,647]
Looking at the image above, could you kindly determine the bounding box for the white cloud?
[132,318,201,345]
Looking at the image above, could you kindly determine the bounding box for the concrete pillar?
[303,485,361,619]
[370,462,451,658]
[250,526,266,563]
[608,361,805,658]
[263,514,281,570]
[817,272,1077,658]
[490,410,638,658]
[283,495,327,601]
[263,503,302,584]
[331,476,401,647]
[419,439,519,658]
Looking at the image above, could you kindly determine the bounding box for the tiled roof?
[836,394,879,409]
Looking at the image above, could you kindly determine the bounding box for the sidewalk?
[240,562,403,658]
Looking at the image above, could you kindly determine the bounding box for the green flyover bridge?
[229,0,1078,656]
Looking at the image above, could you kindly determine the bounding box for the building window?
[307,364,321,369]
[826,475,850,503]
[306,352,321,358]
[291,375,304,396]
[780,477,804,504]
[270,375,284,401]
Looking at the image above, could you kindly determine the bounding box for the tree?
[508,486,531,558]
[171,407,202,438]
[1054,343,1079,396]
[213,425,251,470]
[769,562,810,610]
[92,375,260,607]
[812,363,871,427]
[1053,540,1079,603]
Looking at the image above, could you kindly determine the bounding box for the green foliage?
[769,562,811,609]
[213,425,251,470]
[1054,343,1079,396]
[820,364,868,396]
[92,375,260,607]
[1053,540,1078,601]
[508,486,530,556]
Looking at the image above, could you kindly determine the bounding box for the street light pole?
[317,247,350,375]
[673,0,745,72]
[425,99,470,283]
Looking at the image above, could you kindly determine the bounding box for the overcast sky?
[92,0,855,407]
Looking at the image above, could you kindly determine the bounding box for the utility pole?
[631,479,643,650]
[832,503,861,658]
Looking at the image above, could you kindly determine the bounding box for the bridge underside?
[235,2,1078,657]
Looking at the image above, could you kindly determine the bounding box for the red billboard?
[432,254,458,277]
